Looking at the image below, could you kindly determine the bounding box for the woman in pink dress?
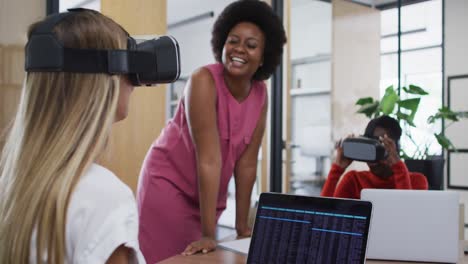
[137,1,286,262]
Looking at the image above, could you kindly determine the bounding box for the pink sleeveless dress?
[137,63,266,263]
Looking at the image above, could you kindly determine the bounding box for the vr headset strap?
[25,8,157,75]
[32,12,71,34]
[26,44,156,74]
[63,49,156,74]
[63,48,125,74]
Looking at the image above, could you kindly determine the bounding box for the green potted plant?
[355,84,466,189]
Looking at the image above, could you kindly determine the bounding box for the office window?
[166,78,187,121]
[380,0,443,157]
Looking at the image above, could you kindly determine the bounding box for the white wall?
[445,1,468,78]
[444,0,468,230]
[1,0,45,149]
[290,0,332,91]
[332,0,381,141]
[0,0,45,44]
[290,0,331,60]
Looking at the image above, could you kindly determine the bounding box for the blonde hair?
[0,11,128,263]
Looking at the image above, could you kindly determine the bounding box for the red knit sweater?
[321,161,428,199]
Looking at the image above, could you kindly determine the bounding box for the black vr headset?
[25,8,181,86]
[342,137,388,163]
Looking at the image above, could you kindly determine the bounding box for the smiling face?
[221,22,265,79]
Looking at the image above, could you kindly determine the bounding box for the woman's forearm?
[235,166,256,232]
[198,162,221,238]
[320,164,345,197]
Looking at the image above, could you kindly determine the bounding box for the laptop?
[361,189,459,263]
[246,192,373,264]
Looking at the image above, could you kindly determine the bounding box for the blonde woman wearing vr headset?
[0,9,160,264]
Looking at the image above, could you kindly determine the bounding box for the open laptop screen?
[247,193,372,264]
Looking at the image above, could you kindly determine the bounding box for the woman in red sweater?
[321,115,428,199]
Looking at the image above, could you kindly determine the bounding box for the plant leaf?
[427,107,459,123]
[356,97,374,106]
[396,112,416,126]
[398,98,420,110]
[380,86,399,115]
[403,84,429,95]
[357,101,380,118]
[440,107,459,121]
[434,133,456,150]
[427,114,436,124]
[398,98,420,123]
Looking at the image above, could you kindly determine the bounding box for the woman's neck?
[223,73,252,102]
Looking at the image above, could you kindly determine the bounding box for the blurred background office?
[1,0,467,238]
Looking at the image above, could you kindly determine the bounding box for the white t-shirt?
[30,163,146,264]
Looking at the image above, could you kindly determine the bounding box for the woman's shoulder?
[66,164,143,263]
[190,65,217,84]
[251,80,267,101]
[409,171,429,189]
[199,62,223,75]
[75,163,134,204]
[67,164,136,231]
[186,66,218,96]
[252,79,267,89]
[67,164,136,230]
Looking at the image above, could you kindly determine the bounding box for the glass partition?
[288,0,332,195]
[284,0,442,196]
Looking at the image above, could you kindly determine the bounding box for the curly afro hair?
[211,0,287,81]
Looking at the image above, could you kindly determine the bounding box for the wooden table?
[159,240,468,264]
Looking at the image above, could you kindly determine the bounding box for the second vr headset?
[25,8,180,86]
[342,137,388,162]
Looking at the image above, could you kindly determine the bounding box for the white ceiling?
[291,0,401,9]
[168,0,398,25]
[351,0,399,7]
[59,0,414,20]
[167,0,234,25]
[167,0,418,25]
